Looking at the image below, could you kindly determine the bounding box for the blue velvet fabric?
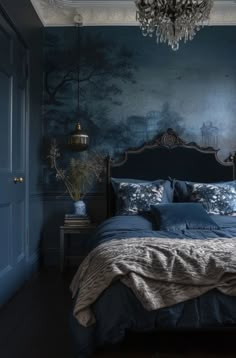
[173,179,192,202]
[150,203,219,231]
[212,214,236,228]
[89,215,236,253]
[71,215,236,357]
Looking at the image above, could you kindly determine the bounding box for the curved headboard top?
[109,128,234,183]
[107,128,235,216]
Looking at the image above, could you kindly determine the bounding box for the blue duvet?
[71,214,236,357]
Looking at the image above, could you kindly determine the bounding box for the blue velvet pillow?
[150,203,219,231]
[173,179,191,202]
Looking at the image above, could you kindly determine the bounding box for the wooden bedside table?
[60,223,97,272]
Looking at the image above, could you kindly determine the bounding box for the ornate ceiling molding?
[30,0,236,26]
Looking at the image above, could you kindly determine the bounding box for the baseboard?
[27,251,39,277]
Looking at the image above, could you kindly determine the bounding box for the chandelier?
[135,0,214,51]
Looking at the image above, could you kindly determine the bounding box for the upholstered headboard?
[107,128,235,217]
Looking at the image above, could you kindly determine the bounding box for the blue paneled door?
[0,13,28,305]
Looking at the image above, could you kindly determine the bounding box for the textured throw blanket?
[70,237,236,327]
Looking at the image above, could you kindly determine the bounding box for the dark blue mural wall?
[43,26,236,190]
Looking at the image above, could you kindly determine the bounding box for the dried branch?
[47,142,104,201]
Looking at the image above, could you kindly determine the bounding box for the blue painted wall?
[43,27,236,168]
[42,26,236,265]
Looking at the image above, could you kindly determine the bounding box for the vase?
[74,200,87,216]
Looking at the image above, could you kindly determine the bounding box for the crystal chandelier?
[135,0,214,51]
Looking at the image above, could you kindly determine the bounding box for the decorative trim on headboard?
[153,128,185,148]
[111,128,230,168]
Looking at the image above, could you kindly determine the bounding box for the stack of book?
[64,214,91,227]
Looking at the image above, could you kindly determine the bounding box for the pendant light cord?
[74,14,83,118]
[76,22,80,116]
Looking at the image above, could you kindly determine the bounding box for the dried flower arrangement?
[48,142,104,201]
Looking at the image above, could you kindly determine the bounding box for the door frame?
[0,4,30,272]
[25,50,30,266]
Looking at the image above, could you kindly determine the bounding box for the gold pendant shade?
[68,122,89,151]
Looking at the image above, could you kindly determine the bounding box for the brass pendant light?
[68,122,89,150]
[68,14,89,151]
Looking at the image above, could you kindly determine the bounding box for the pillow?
[173,179,191,202]
[117,182,165,215]
[189,183,236,216]
[150,203,219,231]
[111,177,174,203]
[173,179,236,203]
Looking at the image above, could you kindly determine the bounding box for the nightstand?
[60,224,97,272]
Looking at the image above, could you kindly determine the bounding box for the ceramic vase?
[74,200,87,216]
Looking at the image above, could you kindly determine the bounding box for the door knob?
[13,177,24,184]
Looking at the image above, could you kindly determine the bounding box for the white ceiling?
[30,0,236,26]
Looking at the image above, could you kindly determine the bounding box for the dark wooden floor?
[0,270,74,358]
[0,270,236,358]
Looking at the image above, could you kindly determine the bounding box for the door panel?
[14,200,25,262]
[14,86,25,171]
[0,203,11,273]
[0,12,27,305]
[0,24,12,66]
[0,71,12,171]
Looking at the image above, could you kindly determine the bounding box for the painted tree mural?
[43,30,137,139]
[43,26,236,190]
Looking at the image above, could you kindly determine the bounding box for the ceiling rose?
[49,0,81,6]
[30,1,236,27]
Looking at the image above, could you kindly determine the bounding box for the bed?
[70,128,236,358]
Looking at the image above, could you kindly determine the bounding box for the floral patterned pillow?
[189,183,236,216]
[117,182,164,215]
